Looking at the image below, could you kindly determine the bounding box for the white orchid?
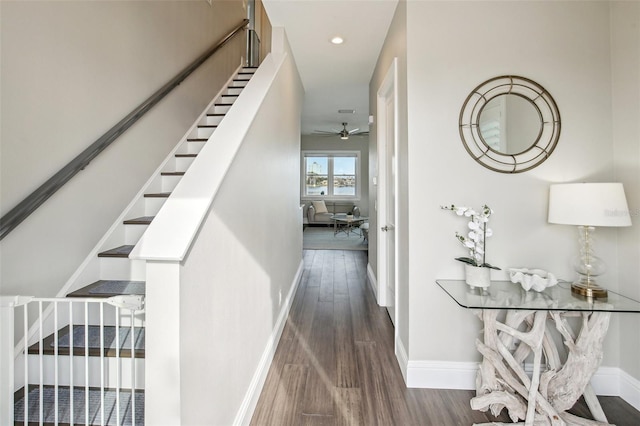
[441,204,500,270]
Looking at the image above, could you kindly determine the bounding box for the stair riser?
[26,356,145,389]
[197,127,215,139]
[213,104,231,114]
[124,225,147,246]
[161,175,182,193]
[175,157,196,170]
[220,96,237,104]
[63,305,142,327]
[229,80,248,88]
[226,87,243,96]
[144,197,167,216]
[100,258,145,281]
[203,115,224,126]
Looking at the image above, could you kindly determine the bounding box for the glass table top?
[436,280,640,313]
[330,215,368,223]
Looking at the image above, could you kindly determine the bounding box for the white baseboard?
[405,360,478,390]
[620,368,640,411]
[395,336,409,385]
[233,259,304,426]
[366,262,377,299]
[405,359,640,411]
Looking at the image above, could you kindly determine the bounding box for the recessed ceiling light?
[330,36,344,45]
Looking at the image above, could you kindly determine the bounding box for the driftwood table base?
[471,309,612,426]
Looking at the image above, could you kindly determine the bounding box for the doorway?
[376,58,398,327]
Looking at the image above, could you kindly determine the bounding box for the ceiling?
[262,0,399,136]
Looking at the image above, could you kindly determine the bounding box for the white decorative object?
[441,204,500,272]
[472,309,612,426]
[466,264,491,288]
[509,268,558,292]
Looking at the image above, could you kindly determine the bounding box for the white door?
[377,59,398,326]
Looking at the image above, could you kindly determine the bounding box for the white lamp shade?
[548,183,632,227]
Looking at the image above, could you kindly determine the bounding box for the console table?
[436,279,640,426]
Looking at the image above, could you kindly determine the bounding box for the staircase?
[9,66,257,425]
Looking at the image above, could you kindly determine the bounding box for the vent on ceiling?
[338,109,355,114]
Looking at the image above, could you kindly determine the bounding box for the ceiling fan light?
[340,135,349,140]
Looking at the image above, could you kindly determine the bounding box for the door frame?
[376,58,399,323]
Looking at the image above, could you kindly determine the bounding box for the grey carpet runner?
[14,386,144,425]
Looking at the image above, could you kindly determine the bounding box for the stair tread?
[144,192,171,197]
[123,216,154,225]
[160,171,185,176]
[67,280,146,298]
[14,385,144,425]
[98,245,134,258]
[28,324,145,358]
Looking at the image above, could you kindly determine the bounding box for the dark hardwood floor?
[250,250,640,425]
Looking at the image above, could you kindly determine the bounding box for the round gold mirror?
[459,76,560,173]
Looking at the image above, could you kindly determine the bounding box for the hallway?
[250,250,640,425]
[249,250,511,425]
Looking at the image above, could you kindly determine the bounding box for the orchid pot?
[464,263,491,288]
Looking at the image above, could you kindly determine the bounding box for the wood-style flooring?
[250,250,640,425]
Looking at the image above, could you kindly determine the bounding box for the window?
[302,151,360,199]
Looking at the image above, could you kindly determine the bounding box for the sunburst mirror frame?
[458,75,561,173]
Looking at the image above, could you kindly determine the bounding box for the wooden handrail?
[0,19,249,241]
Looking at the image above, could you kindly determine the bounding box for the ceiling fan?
[312,122,368,140]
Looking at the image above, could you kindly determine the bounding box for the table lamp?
[548,183,632,299]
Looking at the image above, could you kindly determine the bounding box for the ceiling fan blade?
[348,128,360,134]
[312,130,338,134]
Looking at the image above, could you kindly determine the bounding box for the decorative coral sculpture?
[509,268,558,292]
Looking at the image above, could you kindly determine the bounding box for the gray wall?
[368,0,409,354]
[1,1,245,297]
[370,0,640,388]
[611,1,640,382]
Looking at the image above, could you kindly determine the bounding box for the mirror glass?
[478,94,541,155]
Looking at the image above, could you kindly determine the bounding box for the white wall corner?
[619,369,640,412]
[233,259,304,426]
[366,262,378,300]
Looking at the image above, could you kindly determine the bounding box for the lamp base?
[571,281,608,299]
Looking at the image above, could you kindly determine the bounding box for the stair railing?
[0,19,249,241]
[1,294,145,425]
